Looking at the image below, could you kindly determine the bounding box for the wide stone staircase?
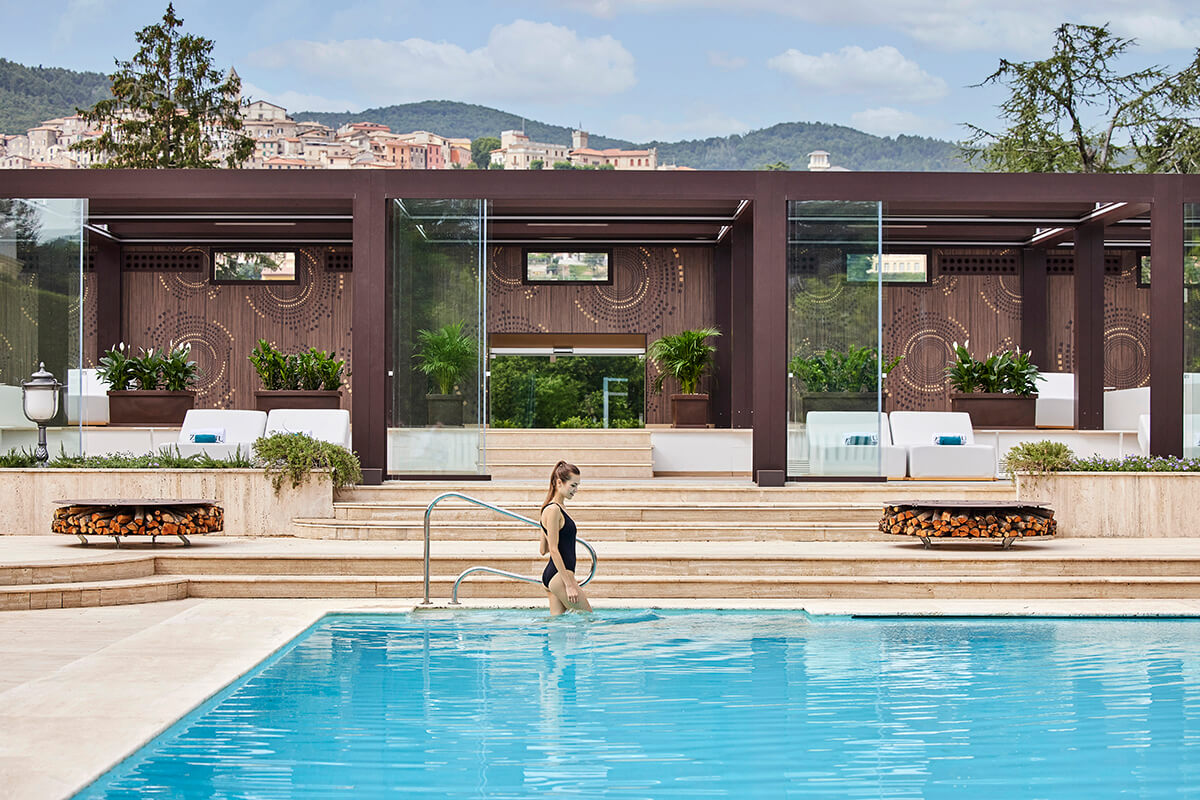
[8,478,1200,609]
[483,429,654,479]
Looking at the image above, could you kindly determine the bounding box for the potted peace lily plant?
[413,321,477,427]
[945,340,1040,428]
[97,342,198,425]
[789,345,903,419]
[647,327,721,428]
[249,340,345,412]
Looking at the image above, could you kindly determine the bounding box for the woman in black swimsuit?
[539,460,593,615]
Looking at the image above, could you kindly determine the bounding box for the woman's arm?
[540,505,580,601]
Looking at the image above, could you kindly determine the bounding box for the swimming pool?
[75,611,1200,798]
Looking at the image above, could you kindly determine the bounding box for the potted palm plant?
[789,345,902,418]
[413,321,477,427]
[647,327,721,428]
[946,341,1040,428]
[99,342,198,425]
[250,340,344,412]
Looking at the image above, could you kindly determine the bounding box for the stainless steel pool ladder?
[422,492,597,605]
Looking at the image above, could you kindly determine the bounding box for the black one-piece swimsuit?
[541,503,578,588]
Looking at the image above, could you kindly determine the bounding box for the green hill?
[0,58,968,171]
[0,58,111,134]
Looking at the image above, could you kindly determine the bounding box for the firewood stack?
[52,504,224,537]
[880,503,1055,539]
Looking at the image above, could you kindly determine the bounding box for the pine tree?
[72,3,254,168]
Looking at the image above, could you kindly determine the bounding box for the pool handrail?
[422,491,597,605]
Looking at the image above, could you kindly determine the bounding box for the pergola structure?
[2,169,1197,484]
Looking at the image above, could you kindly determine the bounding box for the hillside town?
[0,91,686,171]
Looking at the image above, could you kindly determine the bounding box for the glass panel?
[524,249,612,283]
[388,198,485,474]
[488,355,644,428]
[786,201,883,478]
[1186,203,1200,459]
[212,250,297,282]
[0,198,84,458]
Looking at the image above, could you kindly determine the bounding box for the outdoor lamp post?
[22,362,61,467]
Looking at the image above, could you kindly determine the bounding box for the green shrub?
[788,345,902,392]
[253,432,362,490]
[1069,454,1200,472]
[0,448,38,467]
[648,328,721,395]
[413,321,476,395]
[46,447,253,469]
[609,417,644,428]
[250,340,344,391]
[97,342,199,391]
[556,416,601,428]
[945,341,1040,395]
[1002,441,1074,476]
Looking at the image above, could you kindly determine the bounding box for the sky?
[3,0,1200,144]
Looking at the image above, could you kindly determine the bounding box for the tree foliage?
[962,22,1200,173]
[72,3,254,168]
[471,136,500,168]
[0,58,111,135]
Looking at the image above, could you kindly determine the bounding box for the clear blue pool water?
[74,611,1200,798]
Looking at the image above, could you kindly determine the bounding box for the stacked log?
[880,504,1055,539]
[52,504,223,537]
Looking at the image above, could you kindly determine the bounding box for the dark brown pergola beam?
[1150,178,1184,457]
[1073,221,1106,429]
[1025,202,1152,249]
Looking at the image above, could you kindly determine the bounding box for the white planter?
[0,469,334,538]
[1015,472,1200,537]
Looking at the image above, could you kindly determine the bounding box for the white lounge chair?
[0,384,33,429]
[1035,372,1074,428]
[805,411,907,478]
[264,408,351,449]
[162,409,267,459]
[889,411,996,480]
[65,368,110,425]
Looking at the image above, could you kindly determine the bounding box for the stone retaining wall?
[1016,472,1199,537]
[0,470,333,538]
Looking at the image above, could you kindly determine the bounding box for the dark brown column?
[712,235,732,427]
[751,178,786,485]
[730,208,754,429]
[91,233,122,362]
[1150,177,1184,457]
[352,176,387,483]
[1020,248,1048,369]
[1073,221,1105,429]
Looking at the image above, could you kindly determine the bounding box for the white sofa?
[65,368,110,425]
[1035,372,1075,428]
[805,411,907,478]
[0,384,33,429]
[264,408,352,449]
[889,411,996,479]
[162,409,267,459]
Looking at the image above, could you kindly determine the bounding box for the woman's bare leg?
[546,587,567,616]
[548,573,593,613]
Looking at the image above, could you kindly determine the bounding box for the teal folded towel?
[191,433,219,443]
[934,434,964,445]
[842,433,879,446]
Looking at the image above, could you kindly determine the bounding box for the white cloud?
[239,82,359,114]
[768,45,947,103]
[608,110,749,142]
[559,0,1200,53]
[850,106,938,137]
[248,20,636,106]
[707,51,747,70]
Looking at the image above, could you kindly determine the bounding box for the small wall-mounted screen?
[846,252,928,283]
[525,250,611,283]
[213,251,297,282]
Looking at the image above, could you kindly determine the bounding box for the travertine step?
[0,556,154,586]
[489,463,654,479]
[292,518,885,541]
[0,575,188,611]
[332,501,885,523]
[480,430,655,479]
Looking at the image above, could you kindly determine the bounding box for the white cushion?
[65,368,110,425]
[164,410,267,457]
[889,411,994,479]
[1035,373,1075,428]
[265,409,351,449]
[805,411,906,478]
[1104,387,1149,431]
[889,412,977,446]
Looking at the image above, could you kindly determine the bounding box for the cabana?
[1,169,1197,484]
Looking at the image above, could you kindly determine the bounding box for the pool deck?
[7,535,1200,798]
